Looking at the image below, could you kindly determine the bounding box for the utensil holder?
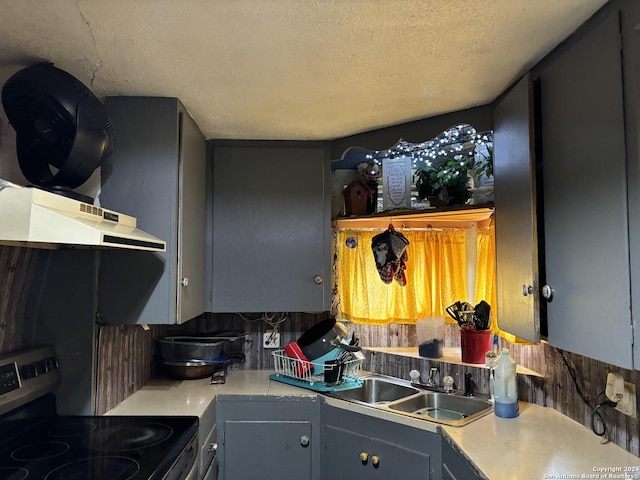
[460,329,492,364]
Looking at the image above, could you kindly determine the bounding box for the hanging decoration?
[371,224,410,286]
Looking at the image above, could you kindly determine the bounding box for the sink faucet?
[464,372,474,397]
[427,367,440,387]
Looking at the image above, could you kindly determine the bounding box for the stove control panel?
[0,361,20,395]
[0,346,60,416]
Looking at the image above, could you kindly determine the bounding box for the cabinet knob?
[207,442,218,453]
[181,277,189,287]
[313,274,324,285]
[371,455,380,468]
[521,284,533,296]
[542,284,554,301]
[300,435,310,447]
[359,452,369,464]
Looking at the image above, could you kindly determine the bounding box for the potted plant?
[414,145,493,206]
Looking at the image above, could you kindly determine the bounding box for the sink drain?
[413,407,465,421]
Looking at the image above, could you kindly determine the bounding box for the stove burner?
[43,456,140,480]
[89,422,173,451]
[11,441,69,461]
[0,467,28,480]
[49,421,96,437]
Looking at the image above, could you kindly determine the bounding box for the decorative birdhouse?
[343,178,375,216]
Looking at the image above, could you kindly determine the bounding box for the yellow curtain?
[336,228,467,325]
[474,225,497,329]
[473,224,528,342]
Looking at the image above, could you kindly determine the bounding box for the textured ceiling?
[0,0,608,141]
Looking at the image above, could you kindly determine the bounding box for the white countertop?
[107,370,639,479]
[441,402,640,479]
[106,370,308,418]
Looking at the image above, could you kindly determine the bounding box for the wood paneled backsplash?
[95,324,172,414]
[0,246,40,355]
[0,249,637,455]
[351,321,640,456]
[94,311,327,413]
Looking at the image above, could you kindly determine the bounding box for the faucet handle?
[442,375,454,393]
[409,369,421,384]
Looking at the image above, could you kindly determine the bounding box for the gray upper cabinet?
[537,8,632,368]
[98,97,206,324]
[207,143,330,312]
[492,74,541,343]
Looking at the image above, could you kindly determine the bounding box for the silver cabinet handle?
[300,435,310,447]
[181,277,189,287]
[313,275,323,285]
[522,284,533,296]
[542,284,554,300]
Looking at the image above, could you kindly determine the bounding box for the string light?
[361,124,493,171]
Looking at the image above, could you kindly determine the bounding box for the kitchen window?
[334,217,495,328]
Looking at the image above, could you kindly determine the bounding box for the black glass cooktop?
[0,395,198,480]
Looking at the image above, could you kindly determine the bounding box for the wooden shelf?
[365,346,543,377]
[333,205,494,230]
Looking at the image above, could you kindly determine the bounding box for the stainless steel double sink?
[327,373,493,427]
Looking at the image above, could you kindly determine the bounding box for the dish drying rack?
[269,349,364,392]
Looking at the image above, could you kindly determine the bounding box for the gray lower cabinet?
[441,438,481,480]
[216,397,321,480]
[98,96,206,325]
[207,142,330,312]
[322,405,439,480]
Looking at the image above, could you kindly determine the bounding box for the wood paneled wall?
[93,311,326,413]
[95,324,171,414]
[0,250,636,455]
[0,246,40,355]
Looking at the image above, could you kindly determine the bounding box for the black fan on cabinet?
[1,62,114,201]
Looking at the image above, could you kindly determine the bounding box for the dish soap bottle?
[494,348,519,418]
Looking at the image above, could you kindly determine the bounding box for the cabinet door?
[441,439,481,480]
[492,74,541,343]
[209,144,329,312]
[178,109,206,322]
[99,97,206,324]
[325,425,431,480]
[216,397,320,480]
[223,420,312,480]
[539,11,632,367]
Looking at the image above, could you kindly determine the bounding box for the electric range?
[0,346,198,480]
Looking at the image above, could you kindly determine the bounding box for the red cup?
[284,341,313,376]
[460,329,492,364]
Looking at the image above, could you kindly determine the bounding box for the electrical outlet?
[616,381,637,419]
[606,372,637,419]
[263,331,280,349]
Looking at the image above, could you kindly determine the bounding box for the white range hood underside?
[0,182,166,252]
